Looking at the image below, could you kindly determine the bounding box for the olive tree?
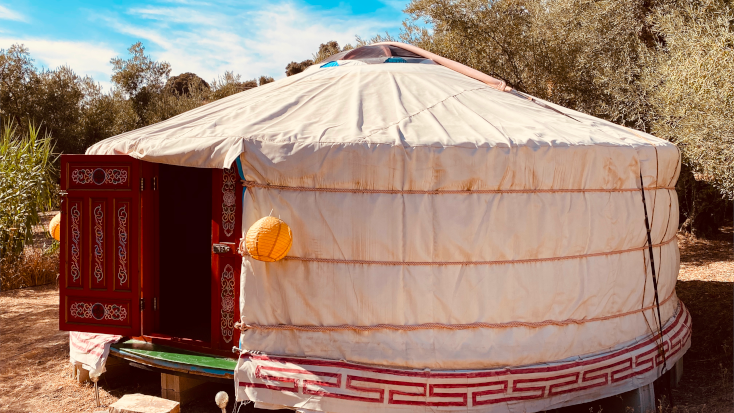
[649,3,734,201]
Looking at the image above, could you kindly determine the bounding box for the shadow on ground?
[671,280,733,412]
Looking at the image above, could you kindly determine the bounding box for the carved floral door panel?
[211,163,243,350]
[59,155,144,336]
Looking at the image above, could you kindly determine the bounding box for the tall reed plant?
[0,122,57,260]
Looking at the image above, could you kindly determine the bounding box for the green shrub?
[0,122,57,260]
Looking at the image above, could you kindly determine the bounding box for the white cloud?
[0,37,116,91]
[109,0,403,81]
[1,0,406,91]
[0,4,27,22]
[127,6,224,26]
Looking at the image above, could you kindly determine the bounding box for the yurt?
[58,43,691,411]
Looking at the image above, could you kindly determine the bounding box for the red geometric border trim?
[237,303,691,409]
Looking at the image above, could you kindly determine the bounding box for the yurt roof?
[87,42,679,191]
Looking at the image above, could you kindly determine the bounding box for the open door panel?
[59,154,144,336]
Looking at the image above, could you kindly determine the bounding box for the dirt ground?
[670,228,734,412]
[0,231,731,413]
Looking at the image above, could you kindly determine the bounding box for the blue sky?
[0,0,410,91]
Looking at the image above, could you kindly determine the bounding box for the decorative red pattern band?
[115,203,129,289]
[71,168,128,185]
[92,201,105,287]
[69,302,128,322]
[222,167,237,237]
[69,202,82,285]
[236,303,691,410]
[221,264,235,343]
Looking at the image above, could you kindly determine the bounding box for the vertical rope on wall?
[640,170,668,374]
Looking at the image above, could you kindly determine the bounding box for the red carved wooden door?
[59,154,145,336]
[210,163,243,350]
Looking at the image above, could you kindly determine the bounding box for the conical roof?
[87,43,678,192]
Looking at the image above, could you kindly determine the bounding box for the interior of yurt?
[59,42,691,412]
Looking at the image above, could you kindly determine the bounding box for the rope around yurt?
[242,180,675,194]
[234,289,676,333]
[239,236,675,266]
[639,170,668,375]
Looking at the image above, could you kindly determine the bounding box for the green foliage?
[402,0,660,130]
[355,33,398,47]
[0,45,119,154]
[166,72,210,96]
[110,42,172,127]
[285,59,314,76]
[1,41,283,160]
[0,122,57,259]
[146,77,210,125]
[210,71,258,100]
[676,163,732,237]
[312,41,343,63]
[79,88,138,148]
[0,45,43,125]
[649,3,734,200]
[258,75,274,86]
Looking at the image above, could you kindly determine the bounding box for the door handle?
[213,240,241,257]
[212,244,231,254]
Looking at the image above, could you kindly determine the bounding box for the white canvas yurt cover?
[88,43,691,412]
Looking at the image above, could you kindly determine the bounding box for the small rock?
[109,394,180,413]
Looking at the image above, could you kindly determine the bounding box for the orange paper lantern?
[244,216,292,262]
[49,212,62,241]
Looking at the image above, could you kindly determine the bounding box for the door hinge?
[58,190,68,209]
[153,297,158,311]
[140,177,145,191]
[152,176,157,191]
[139,298,145,311]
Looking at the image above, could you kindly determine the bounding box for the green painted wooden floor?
[110,339,237,378]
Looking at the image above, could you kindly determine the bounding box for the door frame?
[134,161,243,358]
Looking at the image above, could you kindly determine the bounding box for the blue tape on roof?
[384,57,407,63]
[320,61,339,68]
